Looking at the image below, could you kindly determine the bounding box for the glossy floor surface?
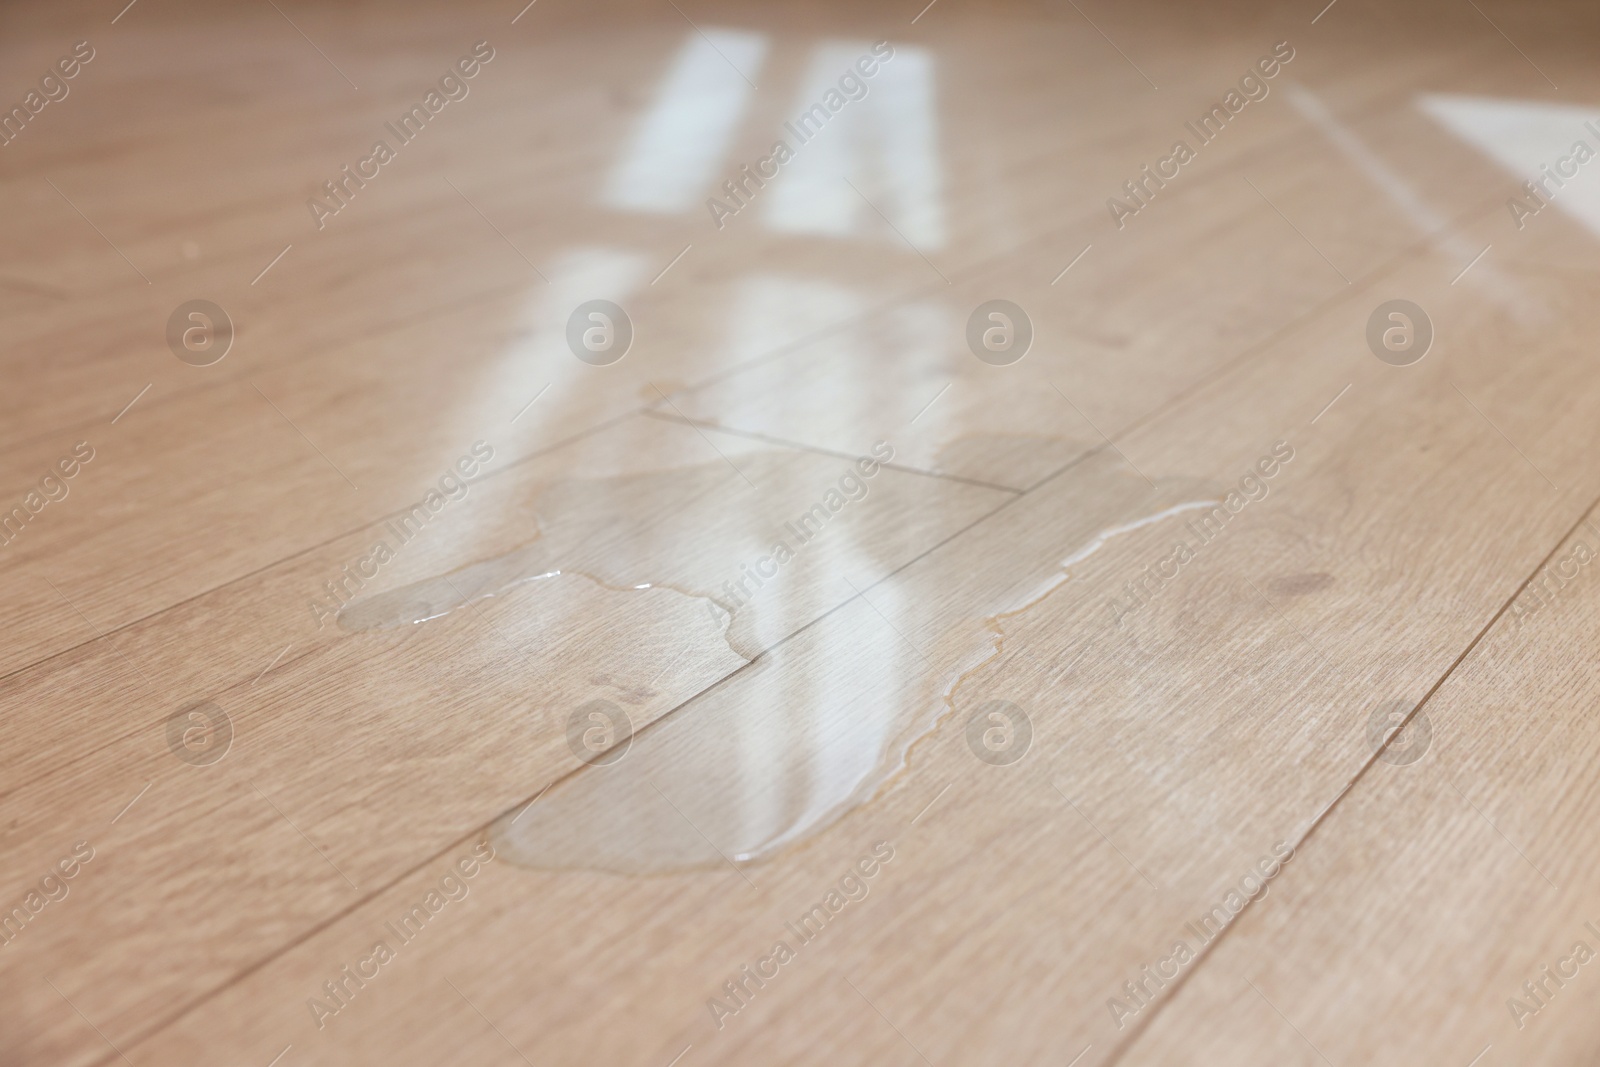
[5,0,1600,1064]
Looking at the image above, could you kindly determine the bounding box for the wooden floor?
[5,0,1600,1063]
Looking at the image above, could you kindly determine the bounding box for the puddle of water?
[456,452,1221,875]
[337,454,836,661]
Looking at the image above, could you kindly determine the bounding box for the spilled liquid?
[339,452,831,662]
[340,445,1220,874]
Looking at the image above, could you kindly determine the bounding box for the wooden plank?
[1112,510,1600,1067]
[106,239,1600,1066]
[5,2,1600,1066]
[0,413,1008,1066]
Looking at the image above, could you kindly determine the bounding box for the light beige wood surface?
[4,1,1600,1065]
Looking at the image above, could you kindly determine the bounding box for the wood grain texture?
[4,1,1600,1065]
